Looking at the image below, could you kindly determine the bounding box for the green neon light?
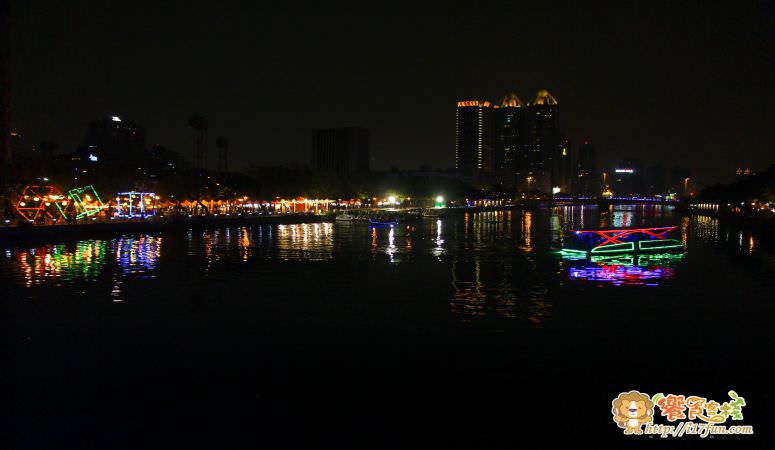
[637,253,684,266]
[590,242,635,254]
[66,185,107,219]
[638,239,684,251]
[561,248,588,255]
[591,255,634,265]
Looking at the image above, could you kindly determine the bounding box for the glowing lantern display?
[115,192,157,217]
[67,185,108,219]
[13,185,68,223]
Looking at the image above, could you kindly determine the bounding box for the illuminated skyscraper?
[525,89,561,192]
[455,100,493,175]
[493,93,526,187]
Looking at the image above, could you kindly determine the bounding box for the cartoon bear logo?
[612,390,654,435]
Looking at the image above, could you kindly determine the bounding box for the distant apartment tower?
[215,136,229,172]
[612,158,644,196]
[526,89,562,192]
[312,127,369,174]
[455,100,493,175]
[188,115,209,170]
[83,115,146,162]
[669,167,691,194]
[493,93,526,187]
[645,164,667,195]
[0,3,10,165]
[575,141,597,178]
[573,141,598,195]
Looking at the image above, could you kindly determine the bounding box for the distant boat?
[368,212,400,226]
[421,208,445,218]
[335,213,358,222]
[368,218,397,226]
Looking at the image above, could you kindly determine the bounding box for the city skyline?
[3,1,775,185]
[2,3,774,448]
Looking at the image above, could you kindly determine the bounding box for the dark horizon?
[5,1,775,185]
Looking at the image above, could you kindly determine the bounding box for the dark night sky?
[7,1,775,184]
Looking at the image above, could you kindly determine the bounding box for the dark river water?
[2,205,773,447]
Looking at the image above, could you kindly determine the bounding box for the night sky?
[7,1,775,184]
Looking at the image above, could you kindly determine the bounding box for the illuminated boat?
[421,208,446,218]
[368,218,398,226]
[561,226,683,257]
[335,213,359,222]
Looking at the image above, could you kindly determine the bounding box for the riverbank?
[0,213,330,241]
[687,208,775,232]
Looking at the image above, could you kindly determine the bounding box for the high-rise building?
[611,158,644,196]
[74,115,148,187]
[216,136,229,172]
[83,115,146,162]
[575,141,596,177]
[493,93,526,187]
[669,167,691,194]
[312,127,370,175]
[556,135,572,193]
[455,100,493,175]
[645,165,667,196]
[525,90,561,192]
[455,90,568,192]
[188,115,209,170]
[573,141,598,195]
[0,3,10,165]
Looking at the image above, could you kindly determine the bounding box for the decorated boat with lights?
[560,226,684,257]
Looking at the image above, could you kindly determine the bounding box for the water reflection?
[566,253,684,286]
[12,240,108,287]
[115,235,161,276]
[2,207,772,321]
[450,254,552,326]
[274,222,334,261]
[432,219,444,258]
[612,206,634,228]
[519,210,533,252]
[187,223,335,265]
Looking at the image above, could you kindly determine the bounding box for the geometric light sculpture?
[115,192,156,218]
[563,226,682,256]
[13,185,68,224]
[67,185,107,219]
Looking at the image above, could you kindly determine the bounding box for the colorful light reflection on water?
[564,253,685,286]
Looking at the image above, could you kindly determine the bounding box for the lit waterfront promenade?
[0,196,687,241]
[0,212,327,240]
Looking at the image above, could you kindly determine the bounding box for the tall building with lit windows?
[525,89,561,192]
[455,90,567,192]
[493,93,527,187]
[455,100,493,175]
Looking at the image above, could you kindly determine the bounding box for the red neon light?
[13,185,68,223]
[570,226,677,249]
